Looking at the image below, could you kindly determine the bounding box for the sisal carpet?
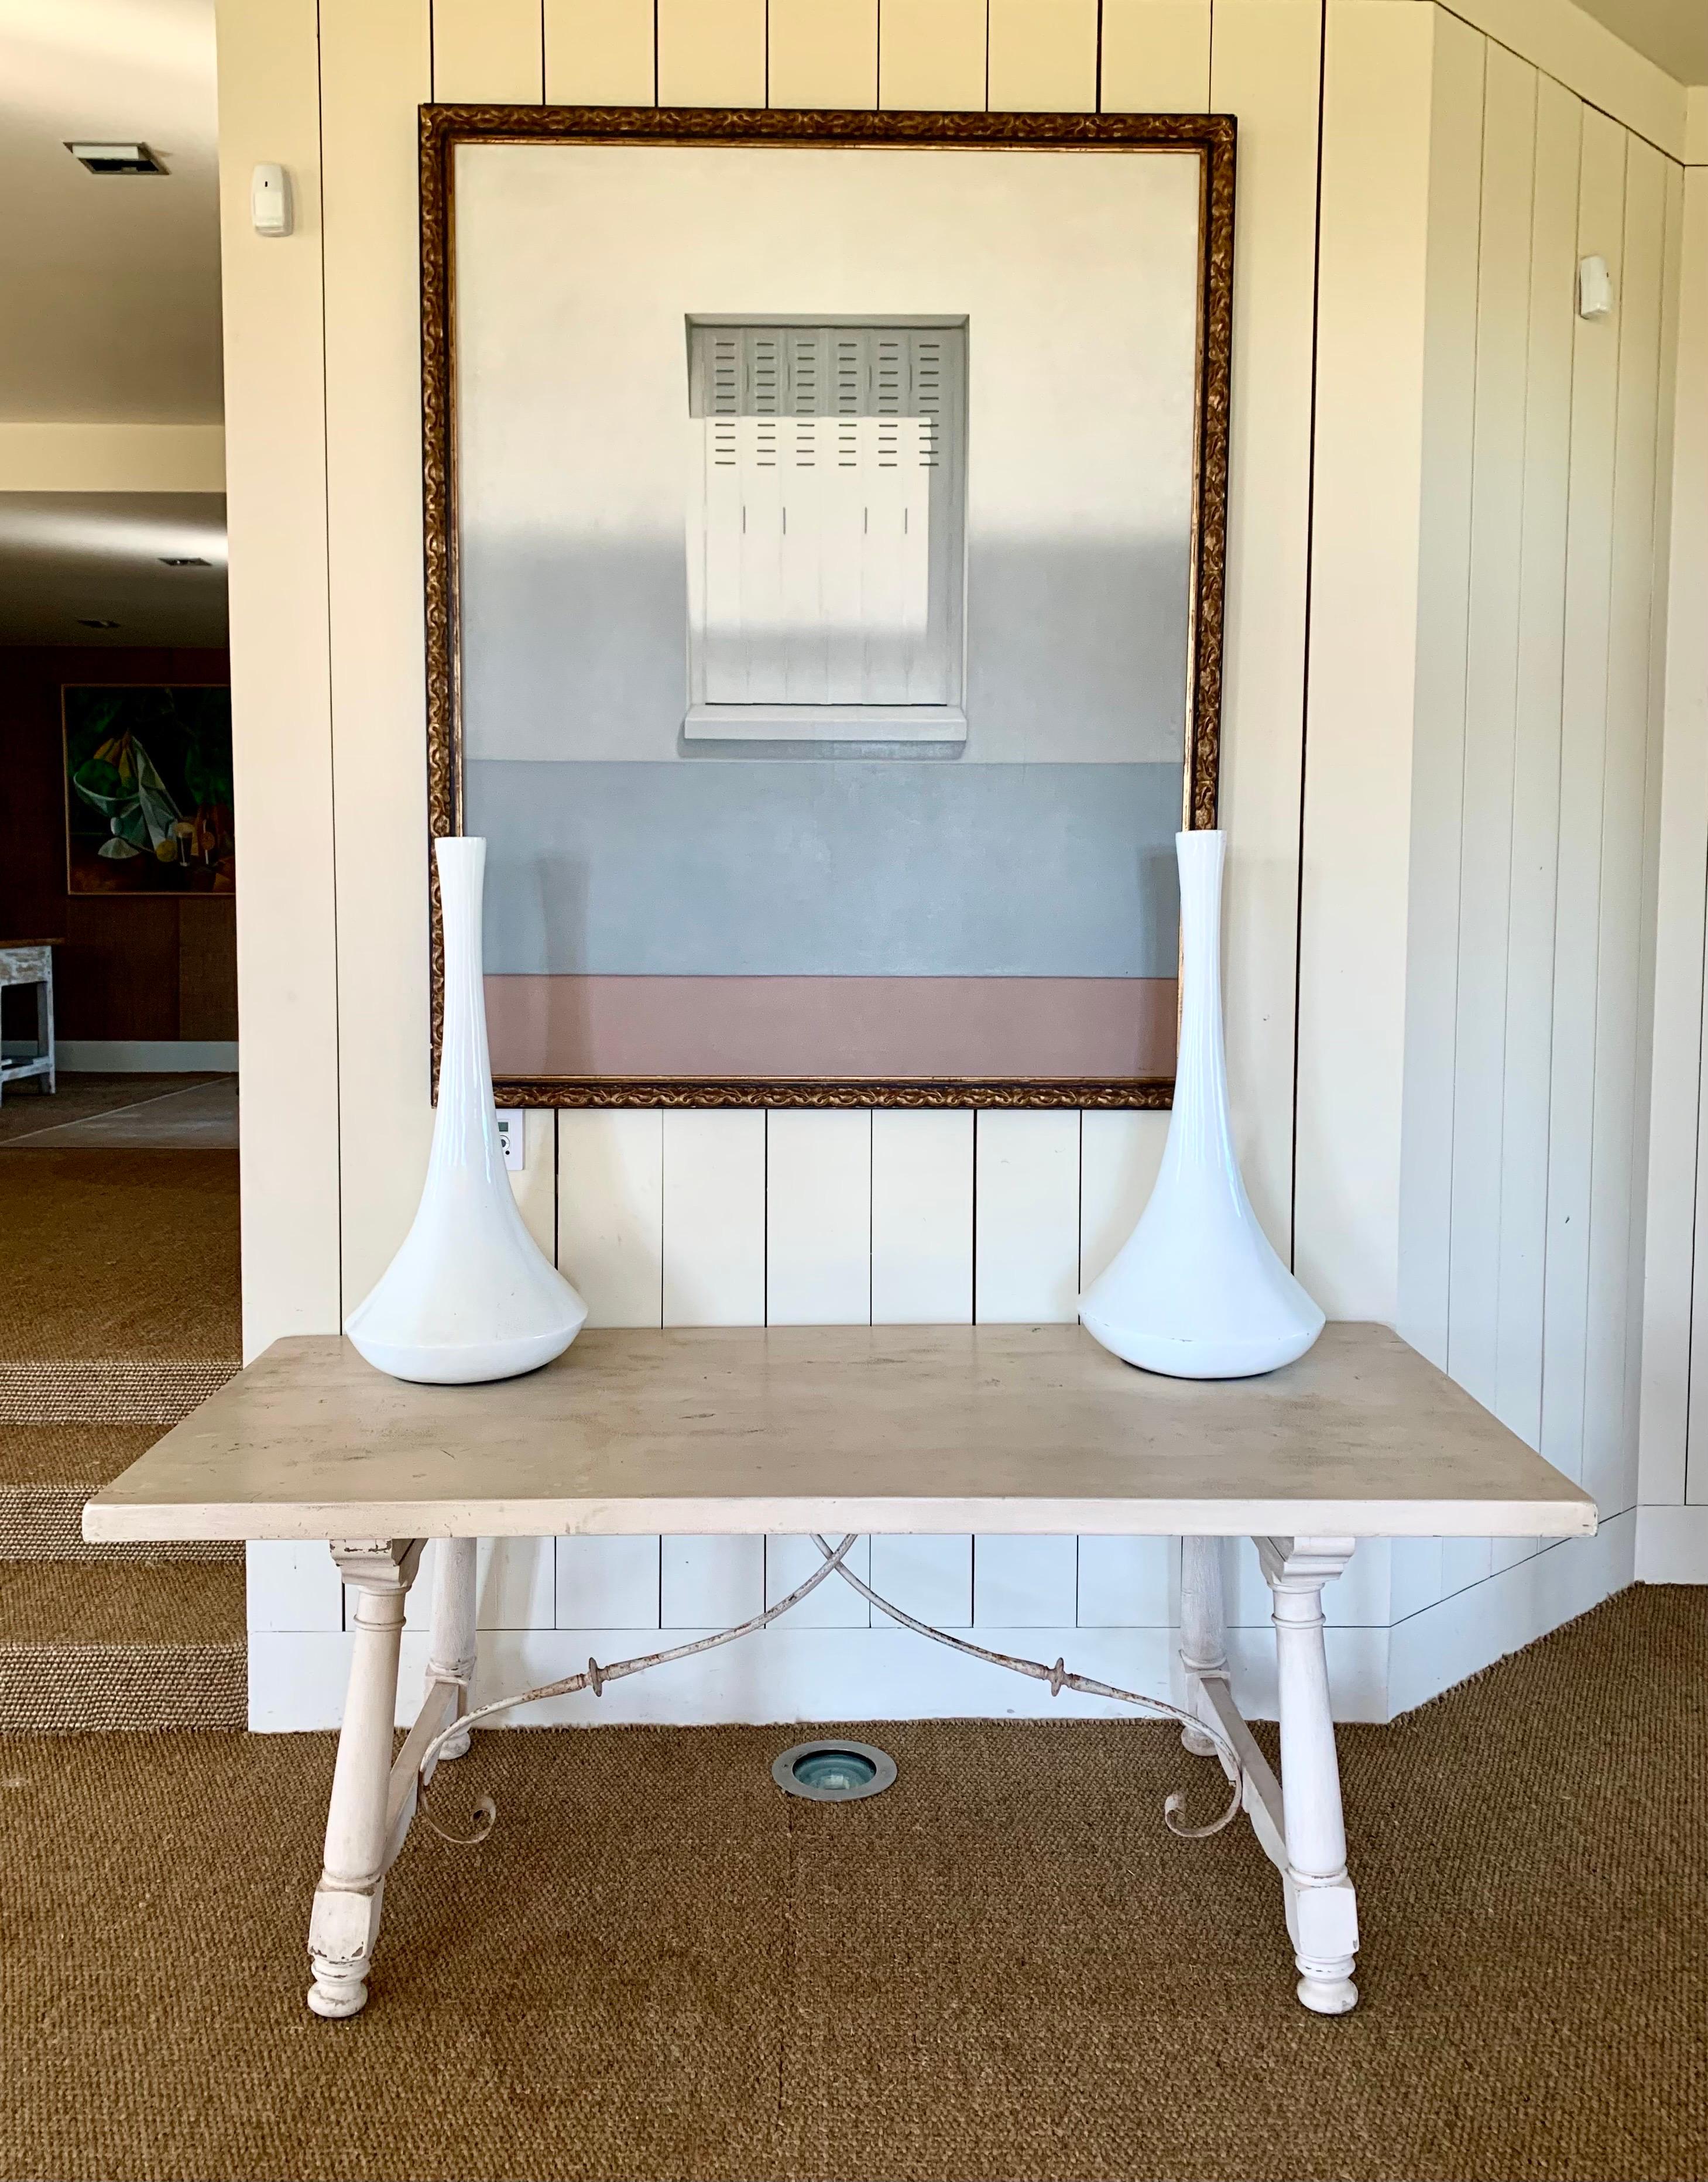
[0,1073,222,1149]
[2,1585,1703,2182]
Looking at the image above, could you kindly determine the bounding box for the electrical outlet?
[494,1109,524,1170]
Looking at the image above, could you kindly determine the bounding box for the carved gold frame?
[420,104,1235,1109]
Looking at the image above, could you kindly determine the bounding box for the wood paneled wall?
[0,646,235,1043]
[224,0,1689,1722]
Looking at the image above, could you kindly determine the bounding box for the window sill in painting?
[683,704,968,746]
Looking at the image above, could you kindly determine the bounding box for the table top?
[83,1322,1598,1546]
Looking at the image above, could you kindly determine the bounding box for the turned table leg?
[307,1539,423,2020]
[1258,1535,1360,2015]
[427,1536,479,1761]
[1178,1537,1229,1757]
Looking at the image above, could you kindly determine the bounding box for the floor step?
[0,1562,246,1732]
[0,1425,239,1562]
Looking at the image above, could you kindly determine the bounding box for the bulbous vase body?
[345,836,588,1384]
[1079,829,1323,1380]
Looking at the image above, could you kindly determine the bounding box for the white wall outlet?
[494,1109,525,1170]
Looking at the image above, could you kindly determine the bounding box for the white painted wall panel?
[433,0,543,101]
[1075,1535,1175,1626]
[1447,46,1537,1417]
[877,0,987,111]
[766,1109,872,1324]
[987,0,1098,113]
[558,1535,662,1628]
[870,1109,974,1323]
[973,1110,1080,1323]
[248,1541,343,1632]
[661,1535,764,1627]
[1541,112,1625,1490]
[662,1109,766,1325]
[973,1534,1077,1627]
[1101,0,1210,113]
[406,1539,557,1632]
[544,0,655,103]
[558,1108,664,1325]
[767,1534,871,1627]
[869,1535,973,1626]
[1079,1109,1167,1291]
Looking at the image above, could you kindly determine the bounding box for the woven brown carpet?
[2,1586,1703,2182]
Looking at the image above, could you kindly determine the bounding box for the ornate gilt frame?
[420,104,1235,1109]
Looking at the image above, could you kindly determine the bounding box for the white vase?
[345,836,588,1384]
[1079,828,1323,1379]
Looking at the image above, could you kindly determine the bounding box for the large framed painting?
[63,685,235,896]
[421,105,1234,1107]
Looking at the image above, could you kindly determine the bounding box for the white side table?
[0,943,57,1105]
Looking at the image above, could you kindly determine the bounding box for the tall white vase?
[1079,828,1323,1379]
[345,836,587,1385]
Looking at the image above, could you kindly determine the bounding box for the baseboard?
[57,1040,238,1073]
[1635,1503,1708,1582]
[1385,1508,1637,1717]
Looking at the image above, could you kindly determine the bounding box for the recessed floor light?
[66,142,167,175]
[772,1739,896,1802]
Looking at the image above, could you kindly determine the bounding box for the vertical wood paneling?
[557,1535,662,1626]
[406,1540,555,1632]
[973,1534,1077,1626]
[870,1109,974,1321]
[973,1109,1080,1321]
[215,0,341,1358]
[1100,0,1210,112]
[870,1536,972,1625]
[432,0,544,100]
[558,1109,663,1327]
[766,1109,872,1324]
[1493,78,1580,1449]
[1649,165,1708,1515]
[1079,1109,1167,1292]
[661,1536,764,1626]
[878,0,988,111]
[767,1534,870,1626]
[1583,136,1666,1518]
[1209,0,1321,1256]
[657,0,766,106]
[662,1110,766,1325]
[1076,1535,1174,1626]
[1542,111,1626,1488]
[987,0,1097,112]
[544,0,656,102]
[1393,13,1486,1368]
[320,0,435,1326]
[769,0,879,106]
[509,1107,556,1260]
[1446,47,1538,1414]
[248,1541,343,1631]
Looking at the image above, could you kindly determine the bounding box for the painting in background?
[428,111,1232,1103]
[62,686,235,897]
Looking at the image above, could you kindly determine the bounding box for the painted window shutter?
[687,323,965,716]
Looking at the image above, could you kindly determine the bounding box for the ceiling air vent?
[66,142,167,176]
[76,618,121,629]
[159,556,210,567]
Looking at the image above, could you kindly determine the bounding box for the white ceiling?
[0,0,222,424]
[0,494,227,645]
[1575,0,1708,85]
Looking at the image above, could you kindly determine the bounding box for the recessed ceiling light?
[76,618,122,629]
[66,142,167,176]
[159,556,210,567]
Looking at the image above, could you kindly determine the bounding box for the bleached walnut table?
[85,1321,1594,2022]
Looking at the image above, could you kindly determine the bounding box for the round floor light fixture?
[772,1739,896,1802]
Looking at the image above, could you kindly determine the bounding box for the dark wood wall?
[0,648,236,1045]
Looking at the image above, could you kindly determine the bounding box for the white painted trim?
[1386,1508,1636,1714]
[0,423,227,494]
[57,1040,238,1073]
[1635,1502,1708,1581]
[1688,88,1707,169]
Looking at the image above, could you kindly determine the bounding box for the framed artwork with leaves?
[61,685,235,898]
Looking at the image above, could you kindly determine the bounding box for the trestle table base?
[306,1529,1361,2020]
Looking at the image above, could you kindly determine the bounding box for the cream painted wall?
[221,0,1694,1728]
